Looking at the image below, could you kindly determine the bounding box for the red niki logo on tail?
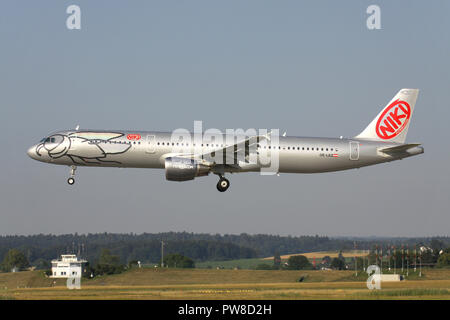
[375,99,411,140]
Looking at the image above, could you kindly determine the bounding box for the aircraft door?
[349,141,359,160]
[146,135,156,153]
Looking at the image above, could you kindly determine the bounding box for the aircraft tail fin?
[355,89,419,144]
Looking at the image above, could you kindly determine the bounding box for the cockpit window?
[42,137,56,143]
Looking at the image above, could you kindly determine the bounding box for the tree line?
[0,232,448,271]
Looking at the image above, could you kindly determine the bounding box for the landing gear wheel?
[67,165,77,186]
[216,178,230,192]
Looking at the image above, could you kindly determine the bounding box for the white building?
[51,254,87,278]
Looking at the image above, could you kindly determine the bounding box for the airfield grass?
[195,250,372,270]
[1,268,449,300]
[263,250,369,261]
[195,258,266,269]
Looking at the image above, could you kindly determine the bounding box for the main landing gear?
[67,165,76,185]
[216,175,230,192]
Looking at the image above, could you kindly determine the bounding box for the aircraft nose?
[27,145,38,160]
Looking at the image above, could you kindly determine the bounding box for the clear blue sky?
[0,1,449,236]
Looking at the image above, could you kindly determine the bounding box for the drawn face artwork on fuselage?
[36,134,71,159]
[35,132,132,165]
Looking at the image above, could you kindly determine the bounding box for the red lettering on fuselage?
[127,134,141,141]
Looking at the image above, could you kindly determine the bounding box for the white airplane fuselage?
[27,131,423,173]
[26,89,424,191]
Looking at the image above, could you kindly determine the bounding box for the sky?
[0,1,449,237]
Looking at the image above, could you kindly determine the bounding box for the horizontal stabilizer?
[379,143,421,154]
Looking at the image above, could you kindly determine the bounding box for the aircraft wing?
[159,132,274,173]
[161,132,273,169]
[198,132,272,166]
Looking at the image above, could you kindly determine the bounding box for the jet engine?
[165,157,210,181]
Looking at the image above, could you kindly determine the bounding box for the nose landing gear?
[67,165,76,185]
[216,176,230,192]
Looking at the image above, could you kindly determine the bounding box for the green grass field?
[1,267,449,300]
[195,250,371,269]
[195,258,266,269]
[195,253,357,270]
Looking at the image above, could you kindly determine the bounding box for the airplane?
[27,89,423,192]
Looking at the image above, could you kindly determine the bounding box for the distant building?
[372,274,403,282]
[51,254,87,278]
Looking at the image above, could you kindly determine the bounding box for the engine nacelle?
[165,157,210,181]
